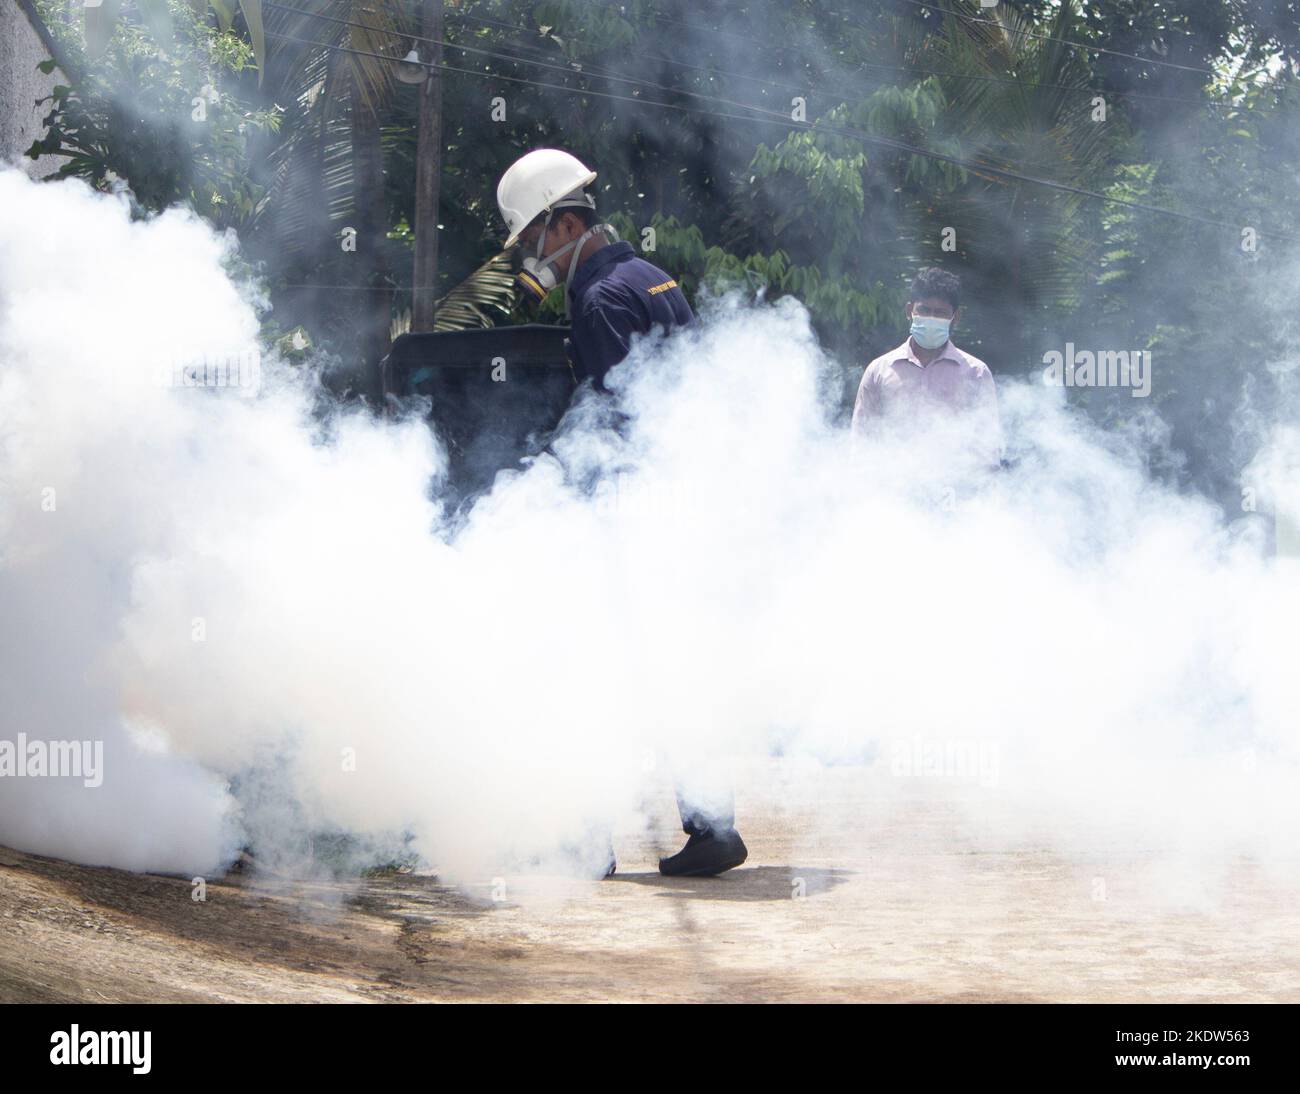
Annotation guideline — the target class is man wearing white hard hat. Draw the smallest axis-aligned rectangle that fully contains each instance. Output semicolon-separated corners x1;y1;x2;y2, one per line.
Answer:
497;149;747;878
497;148;695;391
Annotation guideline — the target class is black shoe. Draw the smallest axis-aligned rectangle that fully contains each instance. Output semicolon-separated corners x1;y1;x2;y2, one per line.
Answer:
658;828;747;877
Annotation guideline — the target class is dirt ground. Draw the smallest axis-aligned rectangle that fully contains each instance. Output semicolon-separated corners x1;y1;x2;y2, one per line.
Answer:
2;760;1298;1003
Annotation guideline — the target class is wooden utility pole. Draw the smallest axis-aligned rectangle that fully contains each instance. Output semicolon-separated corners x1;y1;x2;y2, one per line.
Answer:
351;64;391;403
411;0;444;332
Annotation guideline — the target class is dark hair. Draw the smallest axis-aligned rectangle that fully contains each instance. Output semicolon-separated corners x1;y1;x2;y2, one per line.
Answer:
909;267;961;310
526;203;597;237
563;203;597;229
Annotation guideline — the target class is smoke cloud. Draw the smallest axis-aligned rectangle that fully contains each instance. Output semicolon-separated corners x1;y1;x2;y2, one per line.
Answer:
1;167;1297;894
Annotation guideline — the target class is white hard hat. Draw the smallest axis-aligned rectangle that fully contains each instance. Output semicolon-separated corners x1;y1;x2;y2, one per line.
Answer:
496;149;598;247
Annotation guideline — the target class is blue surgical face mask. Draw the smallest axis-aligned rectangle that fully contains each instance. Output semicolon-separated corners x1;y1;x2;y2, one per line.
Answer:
909;314;951;350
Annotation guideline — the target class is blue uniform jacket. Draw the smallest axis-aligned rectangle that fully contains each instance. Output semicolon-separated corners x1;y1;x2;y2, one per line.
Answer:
566;241;694;388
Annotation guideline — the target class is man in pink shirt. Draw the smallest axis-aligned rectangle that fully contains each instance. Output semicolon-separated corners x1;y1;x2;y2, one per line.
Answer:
852;268;1002;468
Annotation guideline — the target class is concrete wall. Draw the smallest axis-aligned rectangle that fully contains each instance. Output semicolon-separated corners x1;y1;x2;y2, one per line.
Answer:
1;0;69;178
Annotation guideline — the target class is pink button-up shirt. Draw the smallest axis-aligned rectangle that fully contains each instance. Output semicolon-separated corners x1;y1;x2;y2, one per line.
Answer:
852;338;1002;466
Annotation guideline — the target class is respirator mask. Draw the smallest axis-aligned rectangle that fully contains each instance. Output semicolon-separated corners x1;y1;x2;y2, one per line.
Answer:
515;199;618;314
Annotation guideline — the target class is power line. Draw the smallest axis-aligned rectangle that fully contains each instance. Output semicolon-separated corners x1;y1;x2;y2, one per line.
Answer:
258;5;1244;188
265;0;1241;130
280;283;414;290
260;7;1277;224
894;0;1218;75
631;39;1227;110
260;29;1295;243
564;0;812;57
445;0;1239;109
267;3;881;126
546;0;1227;94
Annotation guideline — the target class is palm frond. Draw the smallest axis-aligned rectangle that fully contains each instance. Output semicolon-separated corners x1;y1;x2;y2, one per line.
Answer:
920;0;1116;301
265;1;411;113
391;252;517;338
255;3;414;251
433;250;517;332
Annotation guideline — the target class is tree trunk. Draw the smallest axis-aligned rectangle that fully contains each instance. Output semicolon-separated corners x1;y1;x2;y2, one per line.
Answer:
351;68;391;403
411;0;445;332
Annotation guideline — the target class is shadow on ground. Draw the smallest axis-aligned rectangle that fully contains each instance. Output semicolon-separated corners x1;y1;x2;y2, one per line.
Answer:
610;865;852;901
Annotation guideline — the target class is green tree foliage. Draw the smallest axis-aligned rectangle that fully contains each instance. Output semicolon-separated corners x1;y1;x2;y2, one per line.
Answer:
22;0;1300;496
28;3;278;227
80;0;267;81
